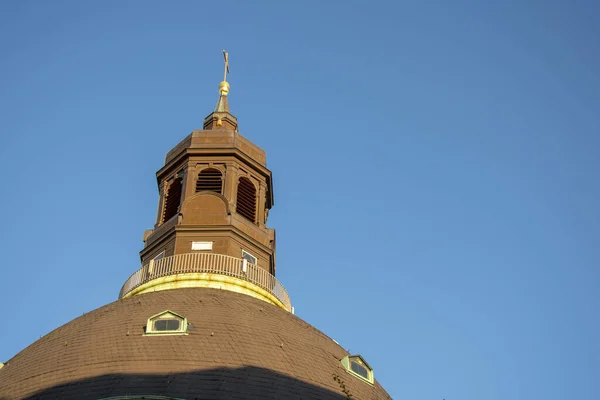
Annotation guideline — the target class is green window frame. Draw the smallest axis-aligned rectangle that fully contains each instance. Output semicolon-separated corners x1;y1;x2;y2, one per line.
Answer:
144;310;188;336
340;355;374;384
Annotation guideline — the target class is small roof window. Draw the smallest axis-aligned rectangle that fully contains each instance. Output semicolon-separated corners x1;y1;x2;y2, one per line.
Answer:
145;310;188;335
341;355;374;384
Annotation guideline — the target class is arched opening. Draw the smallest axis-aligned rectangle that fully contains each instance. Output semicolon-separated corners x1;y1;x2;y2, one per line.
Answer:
162;177;182;223
236;177;256;222
196;168;222;193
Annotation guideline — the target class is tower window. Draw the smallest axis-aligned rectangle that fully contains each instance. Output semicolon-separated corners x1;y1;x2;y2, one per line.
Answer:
153;251;165;261
162;177;183;223
145;310;187;335
236;177;256;222
196;168;222;193
147;251;165;275
242;250;257;264
341;355;374;384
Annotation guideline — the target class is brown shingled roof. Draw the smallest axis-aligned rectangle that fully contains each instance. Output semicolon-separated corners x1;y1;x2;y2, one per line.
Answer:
0;288;391;400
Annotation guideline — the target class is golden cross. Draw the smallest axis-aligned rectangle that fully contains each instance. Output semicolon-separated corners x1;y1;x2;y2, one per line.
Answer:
222;50;230;82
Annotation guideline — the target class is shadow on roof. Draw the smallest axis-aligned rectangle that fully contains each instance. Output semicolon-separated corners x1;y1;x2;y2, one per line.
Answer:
6;366;355;400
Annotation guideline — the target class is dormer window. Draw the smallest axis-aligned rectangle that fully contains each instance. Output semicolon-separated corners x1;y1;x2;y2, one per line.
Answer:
350;359;369;378
153;318;180;331
145;310;187;335
341;355;374;384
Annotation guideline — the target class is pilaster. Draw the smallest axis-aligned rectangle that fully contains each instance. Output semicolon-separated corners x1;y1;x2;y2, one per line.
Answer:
156;180;168;227
224;163;239;213
182;163;197;202
257;181;266;228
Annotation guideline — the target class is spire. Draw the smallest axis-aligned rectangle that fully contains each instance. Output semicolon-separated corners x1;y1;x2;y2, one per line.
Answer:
215;50;230;112
204;50;238;130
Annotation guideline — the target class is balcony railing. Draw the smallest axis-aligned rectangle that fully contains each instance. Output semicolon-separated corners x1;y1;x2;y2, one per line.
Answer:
118;253;292;312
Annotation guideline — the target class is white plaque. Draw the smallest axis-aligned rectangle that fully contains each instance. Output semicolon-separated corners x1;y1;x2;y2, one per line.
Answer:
191;241;213;251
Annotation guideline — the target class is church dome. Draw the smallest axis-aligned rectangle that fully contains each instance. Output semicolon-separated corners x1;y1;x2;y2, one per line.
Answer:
0;288;391;399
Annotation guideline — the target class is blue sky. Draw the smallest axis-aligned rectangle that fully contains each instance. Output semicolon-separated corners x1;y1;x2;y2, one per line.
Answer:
1;1;599;399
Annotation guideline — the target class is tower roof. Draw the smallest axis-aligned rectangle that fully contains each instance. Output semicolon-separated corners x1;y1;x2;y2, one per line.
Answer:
204;50;237;130
214;91;230;113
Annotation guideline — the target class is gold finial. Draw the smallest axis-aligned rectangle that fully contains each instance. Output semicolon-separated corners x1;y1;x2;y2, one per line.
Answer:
219;50;230;96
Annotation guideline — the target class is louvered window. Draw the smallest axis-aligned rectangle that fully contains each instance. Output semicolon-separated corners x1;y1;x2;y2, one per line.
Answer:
236;177;256;222
196;168;222;193
162;177;182;223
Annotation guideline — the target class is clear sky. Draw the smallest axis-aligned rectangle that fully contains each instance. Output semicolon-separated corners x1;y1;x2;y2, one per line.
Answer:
1;1;599;399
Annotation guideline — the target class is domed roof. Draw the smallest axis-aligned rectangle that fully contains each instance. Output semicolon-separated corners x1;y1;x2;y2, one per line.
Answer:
0;288;391;399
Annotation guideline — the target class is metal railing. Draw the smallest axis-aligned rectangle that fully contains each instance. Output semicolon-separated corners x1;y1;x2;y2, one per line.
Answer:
118;253;292;311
